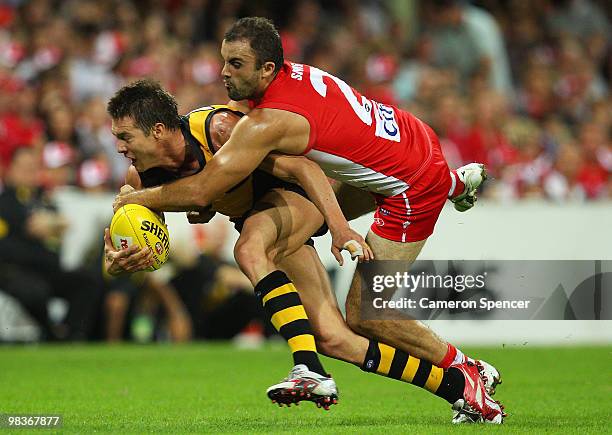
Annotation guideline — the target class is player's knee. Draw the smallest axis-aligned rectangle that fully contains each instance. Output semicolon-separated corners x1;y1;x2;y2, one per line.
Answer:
233;237;273;281
233;240;257;273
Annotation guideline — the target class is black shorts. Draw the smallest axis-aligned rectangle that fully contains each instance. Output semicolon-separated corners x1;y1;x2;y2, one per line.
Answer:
231;170;328;246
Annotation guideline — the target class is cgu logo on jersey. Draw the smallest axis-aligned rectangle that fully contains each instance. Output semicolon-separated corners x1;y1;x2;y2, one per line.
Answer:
374;217;385;226
374;102;401;142
140;220;170;253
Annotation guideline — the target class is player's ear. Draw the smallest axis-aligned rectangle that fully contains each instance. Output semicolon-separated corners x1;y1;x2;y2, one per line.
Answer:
152;122;165;139
261;61;276;79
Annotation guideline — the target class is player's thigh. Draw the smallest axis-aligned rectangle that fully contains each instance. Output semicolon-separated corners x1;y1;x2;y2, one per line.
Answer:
279;245;347;335
346;231;427;311
366;230;427;262
239;188;324;259
235;206;281;257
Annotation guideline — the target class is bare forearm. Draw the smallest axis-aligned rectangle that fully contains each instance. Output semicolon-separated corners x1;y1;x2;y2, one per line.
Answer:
116;156;249;212
263;155;351;231
296;165;374;265
118;179;209;212
295;164;350;232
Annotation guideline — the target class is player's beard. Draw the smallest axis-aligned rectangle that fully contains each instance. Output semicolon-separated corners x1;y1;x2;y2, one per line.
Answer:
226;72;260;100
226;84;246;101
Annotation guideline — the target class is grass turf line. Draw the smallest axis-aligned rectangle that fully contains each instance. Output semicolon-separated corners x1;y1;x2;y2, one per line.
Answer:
0;344;610;433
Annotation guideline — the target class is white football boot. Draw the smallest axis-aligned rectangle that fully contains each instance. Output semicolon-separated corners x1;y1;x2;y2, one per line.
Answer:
476;359;502;395
451;163;488;212
266;364;339;410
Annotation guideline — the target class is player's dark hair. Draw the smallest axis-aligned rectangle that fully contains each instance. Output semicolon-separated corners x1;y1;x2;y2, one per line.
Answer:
107;80;181;134
224;17;284;73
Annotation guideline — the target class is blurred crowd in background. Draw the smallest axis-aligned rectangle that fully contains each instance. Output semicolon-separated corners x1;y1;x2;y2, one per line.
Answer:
0;0;610;200
0;0;610;343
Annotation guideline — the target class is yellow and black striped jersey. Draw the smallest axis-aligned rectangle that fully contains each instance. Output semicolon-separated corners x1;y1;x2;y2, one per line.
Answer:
139;105;255;218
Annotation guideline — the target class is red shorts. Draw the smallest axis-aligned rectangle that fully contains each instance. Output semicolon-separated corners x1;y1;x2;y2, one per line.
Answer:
370;127;452;243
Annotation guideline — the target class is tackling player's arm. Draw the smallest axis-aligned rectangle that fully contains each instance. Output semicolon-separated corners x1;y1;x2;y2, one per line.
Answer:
112;109;285;213
259;153;373;263
104;167;155;275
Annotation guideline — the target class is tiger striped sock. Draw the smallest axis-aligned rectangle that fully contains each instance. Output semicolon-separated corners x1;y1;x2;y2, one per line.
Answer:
361;340;464;403
255;270;326;376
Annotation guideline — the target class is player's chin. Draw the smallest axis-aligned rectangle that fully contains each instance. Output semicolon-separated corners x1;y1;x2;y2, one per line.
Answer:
226;86;247;101
129;159;142;171
227;90;241;100
133;159;151;172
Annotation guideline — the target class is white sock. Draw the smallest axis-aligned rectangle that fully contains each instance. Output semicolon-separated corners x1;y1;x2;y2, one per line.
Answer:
452;348;467;366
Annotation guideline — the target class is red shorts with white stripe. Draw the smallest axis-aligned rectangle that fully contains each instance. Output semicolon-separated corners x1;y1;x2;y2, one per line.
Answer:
370;129;453;243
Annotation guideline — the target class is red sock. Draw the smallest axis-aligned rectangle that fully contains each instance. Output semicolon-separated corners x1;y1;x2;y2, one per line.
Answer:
448;170;466;199
438;343;467;368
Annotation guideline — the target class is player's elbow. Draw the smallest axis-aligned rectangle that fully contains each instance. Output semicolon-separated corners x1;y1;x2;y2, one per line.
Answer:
300;158;320;173
276;164;300;184
290;158;319;184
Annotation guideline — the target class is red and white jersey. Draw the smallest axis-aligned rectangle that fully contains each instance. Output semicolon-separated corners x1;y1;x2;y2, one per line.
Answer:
249;61;436;197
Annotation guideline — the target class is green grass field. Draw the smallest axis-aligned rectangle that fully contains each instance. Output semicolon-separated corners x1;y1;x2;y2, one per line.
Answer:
1;343;610;433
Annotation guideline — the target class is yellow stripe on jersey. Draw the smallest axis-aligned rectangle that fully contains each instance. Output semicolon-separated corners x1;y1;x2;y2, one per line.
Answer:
187;110;214;162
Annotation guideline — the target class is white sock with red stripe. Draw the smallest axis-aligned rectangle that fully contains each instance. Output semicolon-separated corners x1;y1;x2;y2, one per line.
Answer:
438;343;471;368
448;170;466;199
